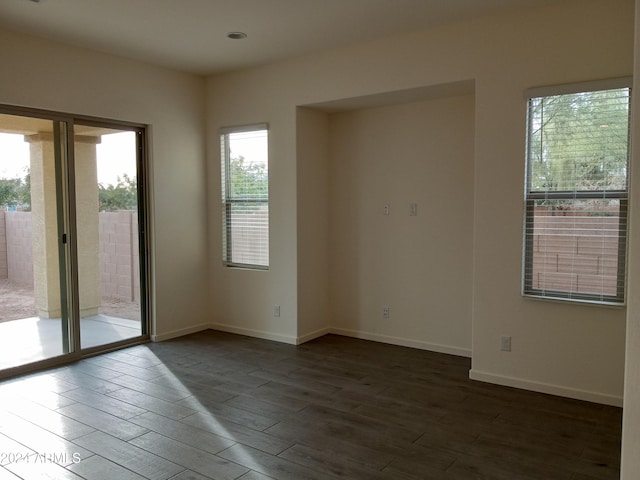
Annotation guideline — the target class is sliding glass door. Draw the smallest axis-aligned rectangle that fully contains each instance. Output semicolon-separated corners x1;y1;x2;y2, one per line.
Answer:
73;123;146;350
0;114;71;370
0;108;148;374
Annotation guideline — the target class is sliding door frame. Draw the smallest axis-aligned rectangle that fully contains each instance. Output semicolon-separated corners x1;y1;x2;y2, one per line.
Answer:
73;116;151;356
0;104;152;379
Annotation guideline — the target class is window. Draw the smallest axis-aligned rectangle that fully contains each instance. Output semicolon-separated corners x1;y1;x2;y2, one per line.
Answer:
221;125;269;269
523;81;630;304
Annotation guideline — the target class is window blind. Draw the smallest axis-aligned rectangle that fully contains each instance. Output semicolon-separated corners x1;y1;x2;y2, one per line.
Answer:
523;87;630;304
221;126;269;269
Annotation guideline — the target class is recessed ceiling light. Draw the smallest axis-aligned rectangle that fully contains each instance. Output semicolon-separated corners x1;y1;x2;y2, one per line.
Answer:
227;32;247;40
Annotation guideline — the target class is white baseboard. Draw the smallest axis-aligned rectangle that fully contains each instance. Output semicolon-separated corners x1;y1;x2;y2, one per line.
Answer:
469;369;623;407
330;328;472;358
209;323;298;345
296;327;331;345
151;323;210;342
207;324;470;356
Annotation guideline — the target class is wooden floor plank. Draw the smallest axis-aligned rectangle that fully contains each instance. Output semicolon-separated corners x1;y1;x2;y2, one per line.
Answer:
130;431;249;480
175;393;279;430
60;386;147;419
73;431;184;480
0;410;94;464
106;386;198;420
5;460;86;480
263;420;396;470
180;411;293;455
0;330;623;480
67;455;149;480
218;443;337;480
47;368;126;395
128;411;236;455
278;443;400;480
0;466;21;480
3;397;96;440
56;403;150;441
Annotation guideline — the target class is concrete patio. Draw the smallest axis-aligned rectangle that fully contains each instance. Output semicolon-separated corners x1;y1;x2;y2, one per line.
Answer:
0;314;142;371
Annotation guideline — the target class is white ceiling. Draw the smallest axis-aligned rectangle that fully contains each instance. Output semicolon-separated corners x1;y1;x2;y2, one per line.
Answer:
0;0;566;75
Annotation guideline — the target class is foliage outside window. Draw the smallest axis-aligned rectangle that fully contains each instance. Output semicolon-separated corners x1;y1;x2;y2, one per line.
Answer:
523;83;630;304
220;125;269;269
0;169;136;213
0;171;30;211
98;173;137;211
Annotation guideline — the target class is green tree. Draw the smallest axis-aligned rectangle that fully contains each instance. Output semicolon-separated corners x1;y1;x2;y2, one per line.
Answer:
98;174;137;211
17;170;31;210
529;89;629;193
229;155;268;198
0;169;30;210
0;178;21;208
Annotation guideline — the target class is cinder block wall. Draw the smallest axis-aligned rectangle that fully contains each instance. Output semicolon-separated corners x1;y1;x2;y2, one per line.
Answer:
6;212;33;286
0;211;7;279
1;211;138;302
99;211;139;302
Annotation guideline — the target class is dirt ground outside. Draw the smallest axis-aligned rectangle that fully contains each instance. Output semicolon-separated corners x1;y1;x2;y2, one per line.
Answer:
0;279;141;323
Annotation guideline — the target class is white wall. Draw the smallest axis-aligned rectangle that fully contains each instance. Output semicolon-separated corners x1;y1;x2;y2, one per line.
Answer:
0;28;210;340
296;107;331;342
621;1;640;477
207;69;300;343
207;0;634;404
467;0;632;404
327;95;474;355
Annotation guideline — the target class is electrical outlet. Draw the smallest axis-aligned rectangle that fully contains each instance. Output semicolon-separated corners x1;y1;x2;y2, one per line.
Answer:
383;306;389;319
409;203;418;216
384;204;390;215
273;305;281;317
500;335;511;352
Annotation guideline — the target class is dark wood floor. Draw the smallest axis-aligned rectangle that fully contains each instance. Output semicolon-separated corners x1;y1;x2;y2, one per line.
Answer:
0;330;622;480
